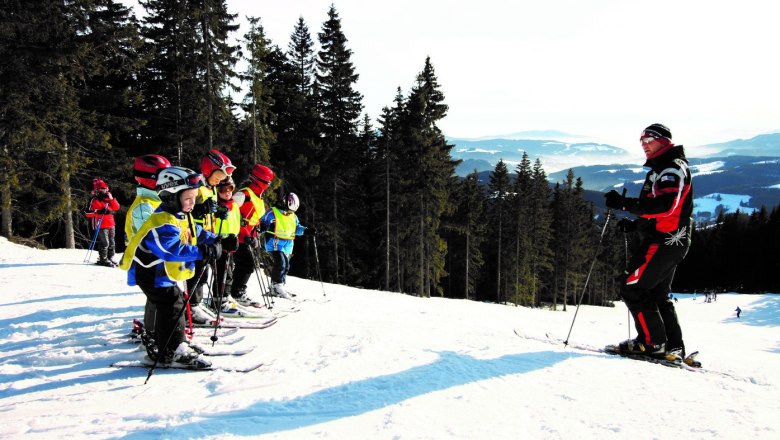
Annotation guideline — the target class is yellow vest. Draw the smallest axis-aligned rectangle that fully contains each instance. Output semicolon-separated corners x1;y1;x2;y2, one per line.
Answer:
119;211;198;281
241;187;265;227
271;207;297;240
124;193;160;245
193;185;217;232
214;202;241;236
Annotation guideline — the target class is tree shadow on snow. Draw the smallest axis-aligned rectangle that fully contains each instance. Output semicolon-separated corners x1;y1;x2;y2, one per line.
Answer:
118;350;583;438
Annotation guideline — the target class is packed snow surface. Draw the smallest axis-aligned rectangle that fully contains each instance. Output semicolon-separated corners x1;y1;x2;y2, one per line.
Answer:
1;237;778;439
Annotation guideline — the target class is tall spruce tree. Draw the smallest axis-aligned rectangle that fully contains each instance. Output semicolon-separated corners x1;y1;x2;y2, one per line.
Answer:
445;170;486;299
485;160;512;303
238;17;274;168
313;5;363;284
527;158;554;306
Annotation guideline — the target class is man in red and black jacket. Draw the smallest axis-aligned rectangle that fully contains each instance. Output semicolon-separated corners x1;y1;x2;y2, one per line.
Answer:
604;123;693;362
85;178;121;267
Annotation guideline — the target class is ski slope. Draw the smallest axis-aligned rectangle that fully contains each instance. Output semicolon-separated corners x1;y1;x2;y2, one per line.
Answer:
1;237;778;439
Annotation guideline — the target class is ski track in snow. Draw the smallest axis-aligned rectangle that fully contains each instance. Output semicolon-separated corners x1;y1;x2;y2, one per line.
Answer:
1;237;779;439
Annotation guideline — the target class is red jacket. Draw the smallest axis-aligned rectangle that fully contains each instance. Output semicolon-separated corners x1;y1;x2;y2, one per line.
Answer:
86;193;120;229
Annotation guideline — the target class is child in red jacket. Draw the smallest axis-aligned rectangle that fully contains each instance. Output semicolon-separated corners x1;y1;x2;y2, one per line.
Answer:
86;178;121;266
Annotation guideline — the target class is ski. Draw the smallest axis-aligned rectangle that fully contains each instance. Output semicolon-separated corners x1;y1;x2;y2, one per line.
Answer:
193;316;278;330
189;341;254;356
111;357;265;373
512;329;752;382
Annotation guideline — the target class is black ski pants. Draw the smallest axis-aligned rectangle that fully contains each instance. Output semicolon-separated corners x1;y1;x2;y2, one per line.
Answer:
140;283;186;354
231;242;256;297
621;243;689;354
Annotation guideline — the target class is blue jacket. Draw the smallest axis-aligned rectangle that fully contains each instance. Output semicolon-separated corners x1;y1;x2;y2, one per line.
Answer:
259;207;306;255
125;209;218;289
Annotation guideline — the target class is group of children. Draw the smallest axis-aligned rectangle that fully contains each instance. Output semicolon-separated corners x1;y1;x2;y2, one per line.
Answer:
86;149;311;367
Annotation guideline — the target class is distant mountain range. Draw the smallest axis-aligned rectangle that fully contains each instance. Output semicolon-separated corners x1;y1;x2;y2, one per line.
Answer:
450;131;780;177
450;131;780;221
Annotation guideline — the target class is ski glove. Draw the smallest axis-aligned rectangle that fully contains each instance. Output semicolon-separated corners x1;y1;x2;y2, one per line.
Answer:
215;205;229;220
604;190;638;211
222;234;239;252
616;218;637;233
198;242;222;261
192;199;218;219
244;236;257;248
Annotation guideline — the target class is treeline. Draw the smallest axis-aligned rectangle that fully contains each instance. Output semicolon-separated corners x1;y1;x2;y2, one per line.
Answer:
674;208;780;293
1;2;774;305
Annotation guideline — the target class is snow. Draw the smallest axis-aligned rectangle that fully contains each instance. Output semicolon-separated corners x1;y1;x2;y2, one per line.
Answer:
694;193;758;216
690;161;726;177
1;236;779;439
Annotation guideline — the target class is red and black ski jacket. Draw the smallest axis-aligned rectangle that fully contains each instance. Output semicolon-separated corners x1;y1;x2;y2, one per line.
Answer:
627;145;693;247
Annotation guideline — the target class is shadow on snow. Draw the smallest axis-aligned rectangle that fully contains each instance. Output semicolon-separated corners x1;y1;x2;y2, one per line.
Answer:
119;350;583;438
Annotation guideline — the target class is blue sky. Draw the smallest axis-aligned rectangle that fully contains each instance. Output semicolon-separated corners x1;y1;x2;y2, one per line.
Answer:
124;0;780;150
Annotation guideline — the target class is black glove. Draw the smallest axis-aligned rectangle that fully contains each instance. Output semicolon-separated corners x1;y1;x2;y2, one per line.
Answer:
604;190;625;210
616;218;637;233
244;236;257;248
192;199;218;218
96;192;109;200
198;241;222;261
215;205;229;220
222;234;239;252
97;208;111;214
306;226;317;235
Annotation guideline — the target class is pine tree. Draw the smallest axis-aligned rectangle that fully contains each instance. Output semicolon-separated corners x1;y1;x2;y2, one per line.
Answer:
239;17;274;167
445;170;486;299
485;160;512;303
313;5;363;284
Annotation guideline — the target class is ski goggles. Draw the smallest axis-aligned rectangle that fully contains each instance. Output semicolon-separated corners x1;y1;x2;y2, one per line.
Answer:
640;132;660;144
206;151;236;175
218;184;235;193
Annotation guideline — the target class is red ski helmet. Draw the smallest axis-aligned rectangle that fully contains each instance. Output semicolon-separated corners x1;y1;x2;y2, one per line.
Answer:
248;164;274;193
134;154;171;190
93;178;108;191
200;149;235;180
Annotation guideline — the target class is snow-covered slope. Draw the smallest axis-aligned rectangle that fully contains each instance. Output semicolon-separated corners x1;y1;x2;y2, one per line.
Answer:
1;237;778;439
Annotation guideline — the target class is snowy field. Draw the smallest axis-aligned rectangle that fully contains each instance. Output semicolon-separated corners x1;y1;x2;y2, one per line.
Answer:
1;236;779;439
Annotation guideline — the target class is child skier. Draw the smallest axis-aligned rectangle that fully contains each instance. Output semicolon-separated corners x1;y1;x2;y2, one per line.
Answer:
85;178;121;267
231;164;274;307
124;154;171;244
124;154;171;334
211;176;240;313
258;192;314;299
188;149;235;324
119;166;221;368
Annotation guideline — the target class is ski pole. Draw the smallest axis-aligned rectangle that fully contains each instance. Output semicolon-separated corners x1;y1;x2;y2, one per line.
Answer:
248;245;273;309
145;253;213;384
563;209;613;347
211;253;231;346
312;234;326;297
83;214;105;263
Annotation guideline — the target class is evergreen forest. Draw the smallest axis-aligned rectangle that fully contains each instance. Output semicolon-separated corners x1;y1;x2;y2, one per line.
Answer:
2;1;778;307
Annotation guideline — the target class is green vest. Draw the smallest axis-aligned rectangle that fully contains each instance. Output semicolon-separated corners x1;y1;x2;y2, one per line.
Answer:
214;203;241;236
119;211;198;281
271;207;297;240
241;187;265;227
193;185;218;232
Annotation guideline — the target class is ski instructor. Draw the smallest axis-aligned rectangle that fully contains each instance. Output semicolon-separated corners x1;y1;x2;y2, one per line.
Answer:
604;123;693;362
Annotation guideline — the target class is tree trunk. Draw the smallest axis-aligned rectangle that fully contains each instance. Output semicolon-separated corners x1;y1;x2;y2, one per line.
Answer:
62;136;74;249
465;229;470;300
1;145;11;238
385;152;390;291
332;178;340;284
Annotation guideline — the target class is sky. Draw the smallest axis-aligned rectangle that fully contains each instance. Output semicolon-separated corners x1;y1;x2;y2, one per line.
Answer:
123;0;780;149
2;236;780;438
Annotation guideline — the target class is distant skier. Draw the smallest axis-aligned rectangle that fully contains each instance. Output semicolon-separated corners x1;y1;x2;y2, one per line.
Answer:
735;306;742;318
604;123;693;362
85;178;120;267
